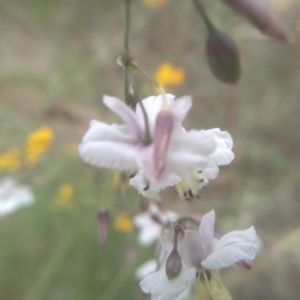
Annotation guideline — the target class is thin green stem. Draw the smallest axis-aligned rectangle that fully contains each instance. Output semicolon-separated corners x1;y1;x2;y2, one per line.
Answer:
124;0;131;51
192;0;215;33
124;67;130;105
124;0;131;104
127;71;152;145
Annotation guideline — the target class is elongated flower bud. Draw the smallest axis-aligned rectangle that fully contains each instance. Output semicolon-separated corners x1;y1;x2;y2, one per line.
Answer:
98;210;109;249
165;250;182;280
206;29;241;84
220;0;294;43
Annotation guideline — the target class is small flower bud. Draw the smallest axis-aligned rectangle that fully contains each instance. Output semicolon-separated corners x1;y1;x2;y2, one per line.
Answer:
153;108;174;178
206;30;241;84
165;250;182;280
97;210;109;249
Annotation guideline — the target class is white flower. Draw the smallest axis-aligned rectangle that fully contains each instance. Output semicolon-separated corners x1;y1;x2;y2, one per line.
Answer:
134;202;178;246
79;94;234;197
140;227;197;300
179;211;257;270
0;178;34;217
140;211;258;300
175;128;234;200
140;263;196;300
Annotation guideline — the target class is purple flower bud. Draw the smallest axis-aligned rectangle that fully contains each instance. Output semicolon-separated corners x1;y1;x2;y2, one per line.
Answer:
165;250;183;280
206;30;241;84
220;0;294;43
97;210;109;249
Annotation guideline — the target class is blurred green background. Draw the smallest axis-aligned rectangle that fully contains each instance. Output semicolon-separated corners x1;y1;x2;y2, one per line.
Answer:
0;0;300;299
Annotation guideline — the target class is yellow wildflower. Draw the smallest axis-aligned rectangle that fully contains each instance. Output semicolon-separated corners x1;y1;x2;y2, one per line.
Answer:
142;0;168;9
50;183;75;212
155;63;185;91
114;216;133;233
0;148;21;171
24;127;54;166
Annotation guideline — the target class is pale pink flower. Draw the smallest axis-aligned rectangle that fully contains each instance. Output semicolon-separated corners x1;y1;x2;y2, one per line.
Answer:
79;94;234;197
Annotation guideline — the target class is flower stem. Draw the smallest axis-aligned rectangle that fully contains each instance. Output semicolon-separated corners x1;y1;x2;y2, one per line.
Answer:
192;0;215;34
127;70;152;145
124;0;131;51
124;0;131;105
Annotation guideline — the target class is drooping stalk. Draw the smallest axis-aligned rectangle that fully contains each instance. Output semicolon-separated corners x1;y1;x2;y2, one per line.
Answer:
192;0;216;34
127;70;152;145
124;0;131;105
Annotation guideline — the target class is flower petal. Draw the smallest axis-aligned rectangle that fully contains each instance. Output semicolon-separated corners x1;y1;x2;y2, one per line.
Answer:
170;96;192;123
201;226;257;270
179;230;206;268
81;121;136;144
136;94;175;137
79;122;137;170
205;128;234;166
0;178;34;216
171;130;217;156
103;95;144;141
140;264;196;300
134;145;181;192
167;130;217;177
199;211;215;255
153;109;174;179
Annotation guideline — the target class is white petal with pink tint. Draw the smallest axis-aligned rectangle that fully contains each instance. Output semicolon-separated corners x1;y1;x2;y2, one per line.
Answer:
140;264;196;300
